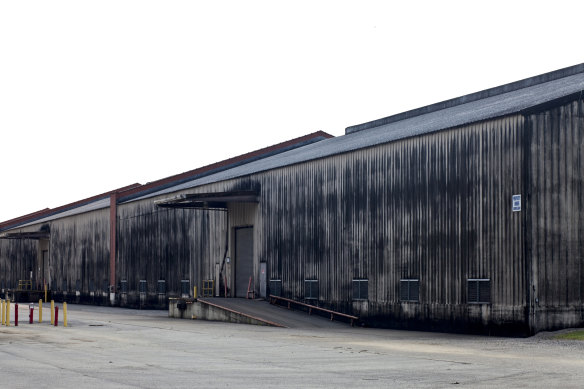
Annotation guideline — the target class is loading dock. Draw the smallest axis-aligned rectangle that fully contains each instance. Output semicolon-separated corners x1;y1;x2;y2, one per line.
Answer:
169;297;358;329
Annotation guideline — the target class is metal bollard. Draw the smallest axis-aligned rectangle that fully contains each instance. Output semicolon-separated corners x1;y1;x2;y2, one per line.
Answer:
63;302;68;327
50;300;54;325
29;304;34;324
39;299;43;323
15;303;18;326
54;306;59;327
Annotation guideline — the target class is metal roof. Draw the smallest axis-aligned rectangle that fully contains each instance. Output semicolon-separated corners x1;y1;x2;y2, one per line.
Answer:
5;64;584;225
0;132;332;231
12;198;112;229
134;67;584;202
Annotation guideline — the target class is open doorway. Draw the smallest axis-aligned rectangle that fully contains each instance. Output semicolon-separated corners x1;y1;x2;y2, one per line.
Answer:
38;239;49;290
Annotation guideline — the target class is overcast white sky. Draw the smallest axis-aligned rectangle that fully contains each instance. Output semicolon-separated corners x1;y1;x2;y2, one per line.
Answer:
1;1;583;222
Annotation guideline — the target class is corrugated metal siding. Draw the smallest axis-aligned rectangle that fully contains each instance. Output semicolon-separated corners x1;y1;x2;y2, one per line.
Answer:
527;99;584;331
0;239;36;291
50;208;111;303
0;113;529;333
115;200;226;307
254;115;525;331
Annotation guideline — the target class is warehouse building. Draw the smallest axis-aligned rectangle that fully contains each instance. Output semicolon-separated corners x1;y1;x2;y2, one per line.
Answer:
2;64;584;335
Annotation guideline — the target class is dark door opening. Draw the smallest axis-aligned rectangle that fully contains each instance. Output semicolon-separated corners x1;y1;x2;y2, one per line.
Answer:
39;249;49;290
235;227;253;298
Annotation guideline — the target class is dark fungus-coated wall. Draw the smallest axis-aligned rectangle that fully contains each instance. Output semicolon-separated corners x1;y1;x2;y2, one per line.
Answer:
0;238;36;294
255;115;526;334
526;98;584;332
49;208;111;304
1;97;583;336
115;200;226;308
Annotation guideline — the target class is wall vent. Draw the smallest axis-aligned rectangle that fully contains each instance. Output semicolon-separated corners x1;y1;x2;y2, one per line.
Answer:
157;280;166;295
400;279;420;302
269;279;282;297
468;279;490;303
304;279;319;300
352;279;368;300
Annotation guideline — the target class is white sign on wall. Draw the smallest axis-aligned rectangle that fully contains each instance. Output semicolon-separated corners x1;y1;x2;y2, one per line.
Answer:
512;194;521;212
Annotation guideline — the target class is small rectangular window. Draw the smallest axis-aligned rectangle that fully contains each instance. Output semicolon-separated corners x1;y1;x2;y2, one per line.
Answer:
202;280;214;297
62;279;67;292
352;279;368;300
269;279;282;297
157;280;166;295
89;279;95;292
120;279;128;294
468;279;490;303
102;279;109;292
400;279;420;302
139;280;147;294
304;279;319;300
181;279;190;296
76;279;81;292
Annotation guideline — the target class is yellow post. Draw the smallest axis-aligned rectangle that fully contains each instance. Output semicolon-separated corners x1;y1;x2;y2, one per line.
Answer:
194;286;197;299
50;300;54;325
1;300;4;325
39;299;43;323
6;300;10;326
44;283;47;303
63;302;68;327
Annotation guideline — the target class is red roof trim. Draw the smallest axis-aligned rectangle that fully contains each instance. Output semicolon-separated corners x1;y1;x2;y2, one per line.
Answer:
119;131;333;199
0;183;141;229
0;131;333;229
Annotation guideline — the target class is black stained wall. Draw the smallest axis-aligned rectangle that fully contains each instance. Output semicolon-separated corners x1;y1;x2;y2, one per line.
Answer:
0;238;36;295
256;115;526;334
49;209;111;304
4;99;584;335
116;200;226;308
527;98;584;332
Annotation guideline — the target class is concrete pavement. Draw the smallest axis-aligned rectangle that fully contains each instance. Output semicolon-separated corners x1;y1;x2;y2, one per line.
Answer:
0;303;583;388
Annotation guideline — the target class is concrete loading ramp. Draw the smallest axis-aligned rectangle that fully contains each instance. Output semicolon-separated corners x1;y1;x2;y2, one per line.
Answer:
169;297;355;329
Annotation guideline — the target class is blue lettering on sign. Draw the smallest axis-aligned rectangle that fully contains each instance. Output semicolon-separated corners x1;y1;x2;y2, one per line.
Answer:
512;194;521;212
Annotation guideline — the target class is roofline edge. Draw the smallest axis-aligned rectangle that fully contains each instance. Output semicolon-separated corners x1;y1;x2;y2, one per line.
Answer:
345;63;584;135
